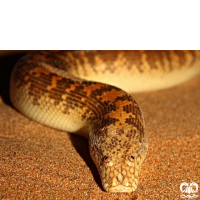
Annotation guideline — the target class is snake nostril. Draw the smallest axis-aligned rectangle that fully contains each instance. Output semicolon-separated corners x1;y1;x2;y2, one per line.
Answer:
117;173;124;182
103;155;112;163
127;155;135;162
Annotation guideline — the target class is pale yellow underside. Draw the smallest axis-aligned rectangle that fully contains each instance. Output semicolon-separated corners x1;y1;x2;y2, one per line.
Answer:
78;65;200;93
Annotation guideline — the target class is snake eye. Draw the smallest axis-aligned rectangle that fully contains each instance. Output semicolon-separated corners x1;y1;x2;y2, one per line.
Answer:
127;155;135;162
103;156;112;163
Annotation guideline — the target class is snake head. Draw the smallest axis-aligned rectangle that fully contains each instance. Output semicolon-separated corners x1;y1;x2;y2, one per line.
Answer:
89;127;148;193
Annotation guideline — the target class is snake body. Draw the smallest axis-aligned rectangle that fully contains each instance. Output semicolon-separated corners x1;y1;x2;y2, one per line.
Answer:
10;50;200;193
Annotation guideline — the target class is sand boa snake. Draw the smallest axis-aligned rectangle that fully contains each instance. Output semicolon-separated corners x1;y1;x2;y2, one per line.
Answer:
10;50;200;192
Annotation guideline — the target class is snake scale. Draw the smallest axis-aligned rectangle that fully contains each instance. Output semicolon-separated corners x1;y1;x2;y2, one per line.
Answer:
10;50;200;193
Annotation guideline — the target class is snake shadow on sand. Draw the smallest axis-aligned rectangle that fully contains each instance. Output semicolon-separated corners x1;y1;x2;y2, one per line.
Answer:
70;133;103;190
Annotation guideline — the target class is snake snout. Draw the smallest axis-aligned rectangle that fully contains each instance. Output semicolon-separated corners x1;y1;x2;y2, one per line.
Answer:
99;156;142;193
108;185;134;193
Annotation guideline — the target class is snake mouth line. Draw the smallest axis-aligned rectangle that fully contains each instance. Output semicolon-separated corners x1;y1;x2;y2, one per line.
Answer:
108;185;134;193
